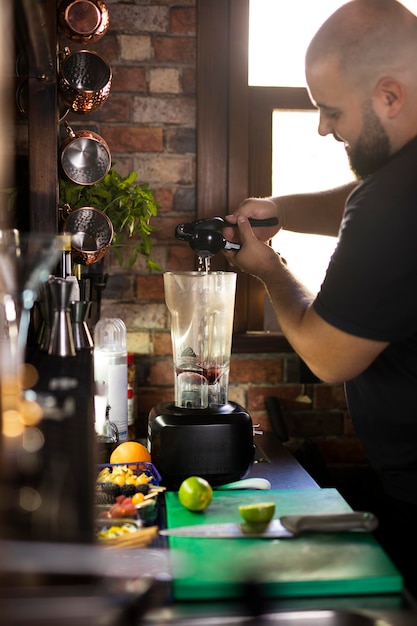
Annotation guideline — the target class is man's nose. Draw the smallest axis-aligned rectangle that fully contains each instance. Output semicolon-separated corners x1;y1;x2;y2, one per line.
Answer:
318;113;333;136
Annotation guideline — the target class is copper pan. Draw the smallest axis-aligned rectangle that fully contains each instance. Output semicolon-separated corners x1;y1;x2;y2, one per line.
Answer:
63;206;113;265
58;0;109;44
59;47;112;113
60;123;111;185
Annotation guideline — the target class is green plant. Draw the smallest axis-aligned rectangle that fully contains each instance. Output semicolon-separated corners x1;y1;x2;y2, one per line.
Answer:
59;169;161;270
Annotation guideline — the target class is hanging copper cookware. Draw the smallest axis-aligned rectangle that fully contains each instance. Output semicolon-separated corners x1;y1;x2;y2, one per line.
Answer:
58;0;110;44
59;48;112;113
60;123;111;185
63;206;113;265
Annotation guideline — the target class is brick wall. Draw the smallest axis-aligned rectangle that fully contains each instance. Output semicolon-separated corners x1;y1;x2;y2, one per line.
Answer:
60;0;370;494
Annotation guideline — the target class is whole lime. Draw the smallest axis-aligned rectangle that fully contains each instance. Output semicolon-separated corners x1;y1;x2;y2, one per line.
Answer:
178;476;213;512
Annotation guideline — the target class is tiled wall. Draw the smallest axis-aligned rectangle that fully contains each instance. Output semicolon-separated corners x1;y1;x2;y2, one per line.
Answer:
63;1;370;490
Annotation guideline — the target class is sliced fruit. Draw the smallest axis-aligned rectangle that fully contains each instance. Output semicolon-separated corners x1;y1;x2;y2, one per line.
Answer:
239;502;275;524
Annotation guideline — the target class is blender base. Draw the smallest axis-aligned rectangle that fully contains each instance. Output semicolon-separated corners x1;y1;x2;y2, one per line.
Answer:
148;402;255;490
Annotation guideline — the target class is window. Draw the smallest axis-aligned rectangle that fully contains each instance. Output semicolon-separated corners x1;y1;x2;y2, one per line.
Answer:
271;109;352;294
249;0;417;293
197;0;417;348
248;0;347;88
249;0;417;86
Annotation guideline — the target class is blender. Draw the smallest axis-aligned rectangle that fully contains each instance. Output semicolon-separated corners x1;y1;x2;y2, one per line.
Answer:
148;270;255;489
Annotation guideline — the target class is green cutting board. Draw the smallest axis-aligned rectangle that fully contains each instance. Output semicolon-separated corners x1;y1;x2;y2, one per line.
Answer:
164;488;402;600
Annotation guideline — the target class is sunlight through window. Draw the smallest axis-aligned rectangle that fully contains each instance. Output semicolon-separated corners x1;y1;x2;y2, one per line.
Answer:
249;0;417;88
249;0;417;294
272;110;352;293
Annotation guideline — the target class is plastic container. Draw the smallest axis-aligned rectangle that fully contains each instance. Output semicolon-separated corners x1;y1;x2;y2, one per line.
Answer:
94;318;128;441
127;352;136;439
96;461;161;485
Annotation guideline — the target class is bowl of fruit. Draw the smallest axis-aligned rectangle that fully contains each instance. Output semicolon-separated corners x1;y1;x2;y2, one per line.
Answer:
96;517;159;548
96;442;164;526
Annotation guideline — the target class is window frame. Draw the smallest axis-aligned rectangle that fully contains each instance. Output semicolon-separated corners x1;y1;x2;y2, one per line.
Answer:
197;0;314;352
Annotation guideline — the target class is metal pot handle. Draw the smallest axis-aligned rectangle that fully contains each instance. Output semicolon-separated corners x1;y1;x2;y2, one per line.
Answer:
64;122;76;139
58;46;71;66
60;204;73;221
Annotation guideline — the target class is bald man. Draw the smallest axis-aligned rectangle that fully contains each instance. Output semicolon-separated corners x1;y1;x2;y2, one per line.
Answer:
225;0;417;593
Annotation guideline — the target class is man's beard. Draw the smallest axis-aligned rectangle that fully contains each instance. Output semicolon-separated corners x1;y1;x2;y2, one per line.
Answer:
347;103;391;179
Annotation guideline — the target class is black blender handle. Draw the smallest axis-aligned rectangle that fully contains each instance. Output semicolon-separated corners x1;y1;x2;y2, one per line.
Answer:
175;216;278;239
190;230;239;257
229;217;279;228
174;216;279;257
212;216;279;229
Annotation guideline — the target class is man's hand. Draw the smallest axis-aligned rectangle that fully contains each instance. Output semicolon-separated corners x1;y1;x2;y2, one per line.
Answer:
223;197;281;245
224;215;388;385
223;214;281;279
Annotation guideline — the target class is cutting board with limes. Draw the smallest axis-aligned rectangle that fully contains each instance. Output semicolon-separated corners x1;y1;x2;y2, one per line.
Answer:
164;488;402;600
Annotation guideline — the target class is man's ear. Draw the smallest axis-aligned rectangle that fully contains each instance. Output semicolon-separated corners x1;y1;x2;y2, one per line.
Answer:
373;77;405;119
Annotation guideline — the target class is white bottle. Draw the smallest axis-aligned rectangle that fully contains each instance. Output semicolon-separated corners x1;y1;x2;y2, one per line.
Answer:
94;318;128;443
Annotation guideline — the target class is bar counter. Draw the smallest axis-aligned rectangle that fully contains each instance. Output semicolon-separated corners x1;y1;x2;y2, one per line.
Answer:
2;433;417;626
250;432;319;489
142;432;417;625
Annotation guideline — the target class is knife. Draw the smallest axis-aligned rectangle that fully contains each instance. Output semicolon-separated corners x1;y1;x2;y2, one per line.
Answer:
160;512;378;539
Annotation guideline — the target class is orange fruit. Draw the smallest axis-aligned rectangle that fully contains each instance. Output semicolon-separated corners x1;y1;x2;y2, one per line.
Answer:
136;473;151;484
178;476;213;512
110;441;151;467
131;492;145;506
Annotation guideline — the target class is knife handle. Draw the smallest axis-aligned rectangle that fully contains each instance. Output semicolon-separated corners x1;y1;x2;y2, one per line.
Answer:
280;512;378;535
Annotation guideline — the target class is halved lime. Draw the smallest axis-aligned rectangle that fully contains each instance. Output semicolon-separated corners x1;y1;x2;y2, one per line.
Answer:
239;502;276;523
178;476;213;512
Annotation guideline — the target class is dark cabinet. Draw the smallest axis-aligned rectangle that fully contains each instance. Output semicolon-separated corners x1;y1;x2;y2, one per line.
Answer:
15;0;58;233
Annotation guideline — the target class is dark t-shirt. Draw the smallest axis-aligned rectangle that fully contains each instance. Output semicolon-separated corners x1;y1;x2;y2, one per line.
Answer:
314;136;417;504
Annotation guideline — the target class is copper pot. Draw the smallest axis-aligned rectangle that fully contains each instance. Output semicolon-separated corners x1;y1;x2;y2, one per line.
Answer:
58;0;110;43
59;48;112;113
60;124;111;185
64;206;113;265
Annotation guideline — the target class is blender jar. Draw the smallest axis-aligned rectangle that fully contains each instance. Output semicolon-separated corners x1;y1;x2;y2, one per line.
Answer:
164;271;237;409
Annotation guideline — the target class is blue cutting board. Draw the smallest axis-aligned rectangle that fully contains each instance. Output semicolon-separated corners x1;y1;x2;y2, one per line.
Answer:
164;488;402;600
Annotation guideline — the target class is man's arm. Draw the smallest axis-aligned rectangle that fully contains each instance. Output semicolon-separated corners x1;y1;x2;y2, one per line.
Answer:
271;182;358;236
224;182;358;242
225;214;388;384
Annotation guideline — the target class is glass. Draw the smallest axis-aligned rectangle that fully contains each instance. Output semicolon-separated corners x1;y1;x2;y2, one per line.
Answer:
0;230;61;444
164;271;237;409
0;230;61;373
0;231;99;544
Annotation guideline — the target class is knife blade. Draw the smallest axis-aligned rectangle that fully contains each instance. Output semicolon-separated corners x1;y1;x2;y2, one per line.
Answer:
159;512;378;539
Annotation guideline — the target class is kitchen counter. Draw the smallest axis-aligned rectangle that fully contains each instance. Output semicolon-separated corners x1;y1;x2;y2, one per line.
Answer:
142;432;417;625
2;433;417;626
250;432;319;490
